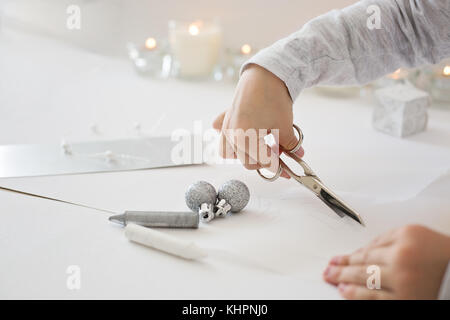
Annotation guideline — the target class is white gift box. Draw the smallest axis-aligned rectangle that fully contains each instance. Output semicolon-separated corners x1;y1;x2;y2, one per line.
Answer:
373;83;430;137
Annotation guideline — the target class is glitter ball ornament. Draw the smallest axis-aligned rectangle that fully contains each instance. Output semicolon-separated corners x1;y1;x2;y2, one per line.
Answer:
185;181;217;213
217;180;250;213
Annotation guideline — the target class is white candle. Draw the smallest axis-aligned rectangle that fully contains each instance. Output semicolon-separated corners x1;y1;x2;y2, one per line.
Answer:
125;223;207;260
169;20;222;78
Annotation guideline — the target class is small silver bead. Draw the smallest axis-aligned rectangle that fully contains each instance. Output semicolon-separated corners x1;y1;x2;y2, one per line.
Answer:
185;181;217;213
217;180;250;213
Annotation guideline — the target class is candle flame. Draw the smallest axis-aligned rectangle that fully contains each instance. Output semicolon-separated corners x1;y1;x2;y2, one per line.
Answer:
145;37;157;50
443;65;450;76
189;23;200;36
241;44;252;55
389;68;402;79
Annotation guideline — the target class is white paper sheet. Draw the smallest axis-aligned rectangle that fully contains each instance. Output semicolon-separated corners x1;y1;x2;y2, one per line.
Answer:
0;137;199;178
1;165;449;299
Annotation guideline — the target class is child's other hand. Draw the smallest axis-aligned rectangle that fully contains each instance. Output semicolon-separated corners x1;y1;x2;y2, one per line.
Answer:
324;225;450;299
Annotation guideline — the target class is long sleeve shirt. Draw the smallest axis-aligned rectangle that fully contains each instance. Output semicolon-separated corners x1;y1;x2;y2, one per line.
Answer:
242;0;450;101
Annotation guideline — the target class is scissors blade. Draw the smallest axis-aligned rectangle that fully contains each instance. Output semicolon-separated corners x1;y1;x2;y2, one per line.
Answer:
318;188;365;226
294;175;365;226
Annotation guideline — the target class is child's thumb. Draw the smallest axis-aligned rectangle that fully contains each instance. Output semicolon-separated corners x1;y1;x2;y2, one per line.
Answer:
278;125;304;157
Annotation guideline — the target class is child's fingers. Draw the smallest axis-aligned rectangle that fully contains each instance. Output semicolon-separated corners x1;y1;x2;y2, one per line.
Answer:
213;111;227;131
279;125;300;151
218;132;237;159
280;169;291;179
225;128;279;172
293;146;305;158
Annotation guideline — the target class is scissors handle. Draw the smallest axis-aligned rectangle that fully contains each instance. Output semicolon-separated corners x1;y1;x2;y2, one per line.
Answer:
286;124;304;154
257;162;283;182
257;124;314;181
288;154;318;178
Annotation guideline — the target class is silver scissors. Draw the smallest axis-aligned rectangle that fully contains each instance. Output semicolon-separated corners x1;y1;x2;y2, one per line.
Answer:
257;124;365;226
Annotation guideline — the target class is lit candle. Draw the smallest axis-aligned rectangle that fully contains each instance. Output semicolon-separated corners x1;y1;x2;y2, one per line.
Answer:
443;65;450;77
431;63;450;102
227;43;256;81
126;37;164;76
145;37;157;50
374;68;410;89
240;44;252;55
387;68;408;80
188;23;200;36
169;20;222;78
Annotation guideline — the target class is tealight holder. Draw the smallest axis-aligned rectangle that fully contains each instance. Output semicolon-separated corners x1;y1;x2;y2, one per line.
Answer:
225;44;255;81
373;68;411;89
126;38;170;78
407;66;433;92
430;60;450;103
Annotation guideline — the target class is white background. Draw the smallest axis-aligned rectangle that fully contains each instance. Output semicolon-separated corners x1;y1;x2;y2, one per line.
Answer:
1;0;356;56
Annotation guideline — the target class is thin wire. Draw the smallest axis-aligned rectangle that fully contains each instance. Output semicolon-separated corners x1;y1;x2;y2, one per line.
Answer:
0;186;117;215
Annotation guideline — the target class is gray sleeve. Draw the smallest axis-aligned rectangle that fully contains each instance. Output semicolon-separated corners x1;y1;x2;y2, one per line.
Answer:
241;0;450;101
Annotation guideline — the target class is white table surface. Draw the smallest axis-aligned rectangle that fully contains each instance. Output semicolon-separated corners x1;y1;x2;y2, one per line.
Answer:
1;28;450;299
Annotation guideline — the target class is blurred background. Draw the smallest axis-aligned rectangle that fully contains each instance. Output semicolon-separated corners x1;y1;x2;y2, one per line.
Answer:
0;0;448;147
1;0;356;56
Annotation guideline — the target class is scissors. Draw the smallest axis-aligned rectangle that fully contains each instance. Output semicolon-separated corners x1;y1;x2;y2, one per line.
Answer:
257;124;365;226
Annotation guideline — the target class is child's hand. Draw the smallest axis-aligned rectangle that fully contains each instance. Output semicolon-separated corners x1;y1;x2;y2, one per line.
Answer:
213;64;303;177
324;225;450;299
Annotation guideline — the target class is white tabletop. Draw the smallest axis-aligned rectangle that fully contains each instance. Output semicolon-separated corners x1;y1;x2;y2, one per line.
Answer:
1;28;450;299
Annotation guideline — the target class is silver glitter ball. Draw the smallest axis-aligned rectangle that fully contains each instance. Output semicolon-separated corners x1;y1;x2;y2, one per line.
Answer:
185;181;217;213
217;180;250;213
